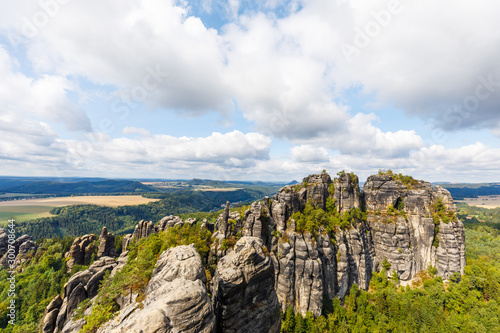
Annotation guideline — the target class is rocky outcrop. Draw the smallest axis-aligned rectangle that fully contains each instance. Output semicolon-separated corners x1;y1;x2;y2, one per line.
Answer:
158;215;185;230
242;199;273;242
333;173;361;214
65;234;97;272
97;227;116;258
274;231;326;316
98;244;215;333
435;219;466;279
213;237;281;333
42;257;117;333
212;171;466;317
335;224;375;298
132;220;156;240
42;296;63;333
122;216;202;251
41;170;466;333
0;233;37;269
364;174;466;284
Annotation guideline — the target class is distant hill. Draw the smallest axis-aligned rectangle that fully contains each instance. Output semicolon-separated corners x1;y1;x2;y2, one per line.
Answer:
0;176;108;190
1;179;156;195
437;183;500;199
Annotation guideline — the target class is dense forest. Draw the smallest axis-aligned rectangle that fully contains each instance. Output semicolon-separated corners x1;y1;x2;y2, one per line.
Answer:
440;184;500;200
16;189;261;240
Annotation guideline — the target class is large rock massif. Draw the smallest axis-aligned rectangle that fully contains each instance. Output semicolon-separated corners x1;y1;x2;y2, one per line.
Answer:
40;171;466;333
97;244;215;333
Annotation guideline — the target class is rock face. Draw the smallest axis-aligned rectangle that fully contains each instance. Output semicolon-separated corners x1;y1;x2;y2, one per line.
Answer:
98;227;116;258
41;171;466;333
213;237;281;333
99;244;215;333
274;231;326;316
42;257;117;333
0;233;37;269
363;175;466;283
213;171;466;317
333;173;361;214
65;234;97;272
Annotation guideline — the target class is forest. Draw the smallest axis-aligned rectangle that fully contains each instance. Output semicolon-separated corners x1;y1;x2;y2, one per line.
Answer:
15;189;260;240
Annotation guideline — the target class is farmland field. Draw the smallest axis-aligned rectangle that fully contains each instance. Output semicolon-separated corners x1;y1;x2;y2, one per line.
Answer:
456;195;500;208
0;195;160;226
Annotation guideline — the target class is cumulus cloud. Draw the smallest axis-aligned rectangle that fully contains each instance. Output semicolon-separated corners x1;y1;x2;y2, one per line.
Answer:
1;0;233;116
122;127;151;137
63;130;271;171
0;47;90;131
291;145;329;162
329;0;500;130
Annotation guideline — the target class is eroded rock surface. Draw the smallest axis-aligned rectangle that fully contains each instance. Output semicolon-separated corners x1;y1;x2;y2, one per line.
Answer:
65;234;97;272
97;227;116;258
0;233;37;269
42;257;117;333
213;237;281;333
99;244;215;333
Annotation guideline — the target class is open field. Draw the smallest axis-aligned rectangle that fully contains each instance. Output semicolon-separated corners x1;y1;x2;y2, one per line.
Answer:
0;195;161;226
456;195;500;208
196;187;243;192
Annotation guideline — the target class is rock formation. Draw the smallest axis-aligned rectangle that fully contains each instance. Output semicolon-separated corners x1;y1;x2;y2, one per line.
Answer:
363;174;466;282
65;234;97;272
40;170;466;332
98;244;215;333
97;227;116;258
122;216;203;251
213;237;281;333
0;233;37;269
43;257;117;333
214;171;466;316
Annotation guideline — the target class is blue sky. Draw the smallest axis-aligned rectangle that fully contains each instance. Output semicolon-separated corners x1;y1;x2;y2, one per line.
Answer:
0;0;499;182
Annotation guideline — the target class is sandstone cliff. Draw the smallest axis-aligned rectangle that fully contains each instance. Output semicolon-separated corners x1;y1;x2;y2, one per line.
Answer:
97;244;215;333
214;171;466;316
39;170;466;332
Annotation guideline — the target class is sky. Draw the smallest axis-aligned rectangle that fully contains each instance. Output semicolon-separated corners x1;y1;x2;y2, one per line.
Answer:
0;0;500;183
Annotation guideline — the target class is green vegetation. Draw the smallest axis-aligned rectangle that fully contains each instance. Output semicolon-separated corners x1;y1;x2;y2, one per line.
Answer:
0;205;56;225
456;202;500;223
16;190;262;240
290;200;366;236
432;198;458;225
385;203;407;220
378;169;418;189
0;237;74;332
2;180;157;195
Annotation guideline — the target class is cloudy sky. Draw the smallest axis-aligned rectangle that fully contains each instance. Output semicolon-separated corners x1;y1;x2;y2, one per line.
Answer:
0;0;499;182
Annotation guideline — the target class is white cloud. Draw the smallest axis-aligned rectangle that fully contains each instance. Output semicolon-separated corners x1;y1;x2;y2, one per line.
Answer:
62;130;271;170
291;145;329;162
122;127;151;137
2;0;233;116
0;47;90;131
329;0;500;130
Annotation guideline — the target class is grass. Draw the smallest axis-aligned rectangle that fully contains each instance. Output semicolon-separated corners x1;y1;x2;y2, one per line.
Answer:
0;206;56;226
